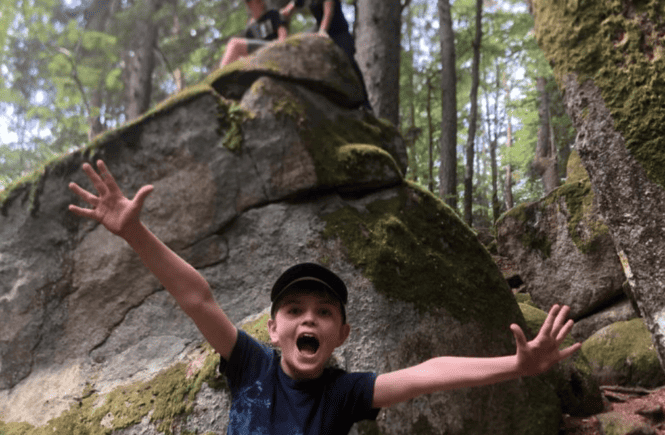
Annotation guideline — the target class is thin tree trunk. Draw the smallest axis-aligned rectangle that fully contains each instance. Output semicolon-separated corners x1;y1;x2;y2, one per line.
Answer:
124;0;162;121
85;0;119;140
463;0;483;226
171;12;185;92
534;77;559;193
355;0;401;126
504;73;514;210
437;0;457;210
427;74;434;193
489;63;501;223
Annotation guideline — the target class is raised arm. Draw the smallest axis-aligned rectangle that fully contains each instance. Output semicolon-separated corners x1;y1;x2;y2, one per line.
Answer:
372;304;581;408
68;160;237;360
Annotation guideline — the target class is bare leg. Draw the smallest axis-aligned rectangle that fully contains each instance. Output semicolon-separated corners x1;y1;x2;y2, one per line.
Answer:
220;37;249;67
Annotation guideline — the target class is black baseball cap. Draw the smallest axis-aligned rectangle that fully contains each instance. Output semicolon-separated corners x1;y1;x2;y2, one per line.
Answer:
270;262;348;322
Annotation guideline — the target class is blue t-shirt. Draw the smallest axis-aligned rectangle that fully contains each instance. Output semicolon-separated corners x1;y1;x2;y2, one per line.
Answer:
220;330;380;435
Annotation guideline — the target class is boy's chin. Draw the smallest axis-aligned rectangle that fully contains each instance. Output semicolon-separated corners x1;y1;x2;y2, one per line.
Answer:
283;351;327;379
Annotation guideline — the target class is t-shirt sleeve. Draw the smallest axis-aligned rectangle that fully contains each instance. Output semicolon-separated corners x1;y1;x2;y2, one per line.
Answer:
219;329;274;393
333;371;381;422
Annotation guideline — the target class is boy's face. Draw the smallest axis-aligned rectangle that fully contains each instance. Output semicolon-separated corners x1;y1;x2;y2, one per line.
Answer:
268;289;350;380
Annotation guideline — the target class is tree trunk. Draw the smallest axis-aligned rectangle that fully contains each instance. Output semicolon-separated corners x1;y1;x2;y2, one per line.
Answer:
463;0;483;226
534;76;559;193
503;72;514;210
355;0;401;126
123;0;163;121
437;0;457;210
489;64;501;224
85;0;120;140
427;74;434;193
171;12;186;92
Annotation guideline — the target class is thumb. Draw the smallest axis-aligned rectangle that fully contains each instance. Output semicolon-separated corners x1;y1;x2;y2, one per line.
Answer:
133;185;154;210
510;323;528;349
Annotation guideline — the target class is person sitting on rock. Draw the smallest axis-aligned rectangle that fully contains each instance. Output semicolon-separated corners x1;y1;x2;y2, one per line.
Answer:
281;0;371;111
220;0;289;67
68;160;582;435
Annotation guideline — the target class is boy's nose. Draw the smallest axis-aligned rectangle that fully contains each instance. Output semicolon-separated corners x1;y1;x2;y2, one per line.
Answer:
301;309;317;324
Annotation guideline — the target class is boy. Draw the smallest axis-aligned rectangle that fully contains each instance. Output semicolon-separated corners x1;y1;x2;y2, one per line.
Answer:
68;160;582;435
220;0;289;67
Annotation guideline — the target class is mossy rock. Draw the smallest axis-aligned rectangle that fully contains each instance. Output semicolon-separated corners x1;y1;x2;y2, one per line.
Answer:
542;179;609;255
515;292;537;307
597;411;653;435
532;0;665;188
580;318;665;388
518;302;604;416
323;182;520;332
241;311;271;344
565;149;589;184
0;344;226;435
207;33;364;108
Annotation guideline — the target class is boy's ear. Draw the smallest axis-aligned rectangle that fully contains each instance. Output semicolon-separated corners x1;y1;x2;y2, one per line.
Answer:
267;317;280;346
337;323;351;346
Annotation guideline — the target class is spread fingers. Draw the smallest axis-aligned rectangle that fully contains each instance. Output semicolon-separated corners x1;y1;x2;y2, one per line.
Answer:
68;182;98;206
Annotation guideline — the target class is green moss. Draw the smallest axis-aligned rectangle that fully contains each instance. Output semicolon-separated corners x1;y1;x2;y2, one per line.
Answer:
515;293;536;307
241;312;271;344
544;179;608;254
503;202;553;258
580;318;662;386
301;112;404;186
565;150;589;184
322;182;520;333
532;0;665;188
597;412;646;435
216;97;252;152
0;345;225;435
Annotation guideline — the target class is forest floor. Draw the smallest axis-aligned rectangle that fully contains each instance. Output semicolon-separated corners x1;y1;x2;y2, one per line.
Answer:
561;386;665;434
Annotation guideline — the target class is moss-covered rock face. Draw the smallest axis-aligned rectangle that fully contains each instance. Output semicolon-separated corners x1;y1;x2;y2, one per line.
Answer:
497;177;623;320
532;0;665;187
565;149;589;184
580;318;665;388
0;345;226;435
533;0;665;380
323;182;518;330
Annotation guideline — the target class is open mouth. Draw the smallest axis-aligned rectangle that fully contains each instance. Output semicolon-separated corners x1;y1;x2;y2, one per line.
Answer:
296;334;320;355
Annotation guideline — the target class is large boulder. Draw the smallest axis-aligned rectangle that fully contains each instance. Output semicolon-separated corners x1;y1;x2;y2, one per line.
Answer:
1;35;563;434
579;318;665;388
496;161;625;320
531;0;665;372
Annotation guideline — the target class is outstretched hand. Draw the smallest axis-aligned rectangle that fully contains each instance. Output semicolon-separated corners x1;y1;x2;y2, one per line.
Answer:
511;304;582;376
68;160;153;239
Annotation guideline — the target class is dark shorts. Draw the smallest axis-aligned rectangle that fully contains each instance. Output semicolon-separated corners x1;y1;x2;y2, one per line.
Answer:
245;38;271;54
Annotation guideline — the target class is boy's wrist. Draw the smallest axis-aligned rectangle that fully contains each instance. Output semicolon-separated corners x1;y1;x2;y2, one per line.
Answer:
118;219;147;243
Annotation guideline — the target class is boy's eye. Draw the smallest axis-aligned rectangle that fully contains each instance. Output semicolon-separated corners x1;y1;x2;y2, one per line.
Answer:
319;308;332;316
287;307;302;315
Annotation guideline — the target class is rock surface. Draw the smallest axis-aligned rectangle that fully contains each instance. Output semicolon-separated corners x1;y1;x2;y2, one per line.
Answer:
531;0;665;373
580;319;665;389
496;175;625;321
0;35;564;434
